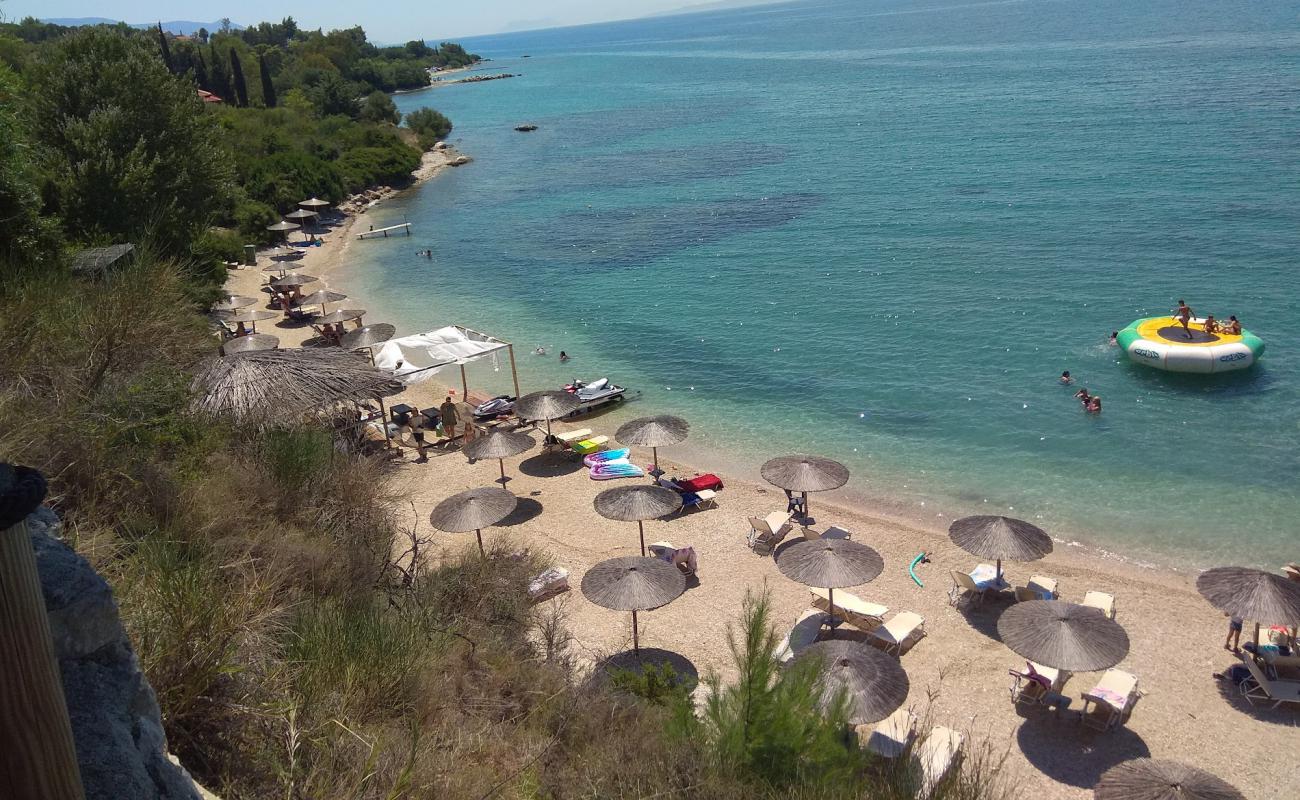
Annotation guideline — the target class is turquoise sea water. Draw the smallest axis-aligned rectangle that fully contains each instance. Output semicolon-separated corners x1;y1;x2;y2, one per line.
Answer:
356;0;1299;568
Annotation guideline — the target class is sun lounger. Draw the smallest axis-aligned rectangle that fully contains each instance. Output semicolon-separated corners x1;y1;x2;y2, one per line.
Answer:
1027;575;1058;599
554;428;592;445
913;726;964;799
647;541;698;576
948;570;997;609
570;435;608;456
803;524;853;541
809;587;887;632
774;608;823;665
1009;660;1069;706
1241;655;1300;709
527;566;570;604
1080;669;1141;731
747;512;793;555
677;489;718;513
869;612;926;656
1082;590;1116;619
859;707;916;759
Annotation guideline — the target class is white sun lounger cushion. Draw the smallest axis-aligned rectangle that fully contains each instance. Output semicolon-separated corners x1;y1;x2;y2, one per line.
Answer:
915;726;964;799
871;612;925;654
809;588;887;621
555;428;592;443
864;708;916;759
775;608;823;664
1082;591;1116;618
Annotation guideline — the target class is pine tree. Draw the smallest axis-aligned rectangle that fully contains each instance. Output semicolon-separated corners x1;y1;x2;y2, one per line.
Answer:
228;48;249;107
258;52;276;108
156;23;174;73
194;50;210;92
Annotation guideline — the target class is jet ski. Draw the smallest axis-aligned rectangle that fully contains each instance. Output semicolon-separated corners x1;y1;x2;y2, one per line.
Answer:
563;377;627;409
472;394;516;421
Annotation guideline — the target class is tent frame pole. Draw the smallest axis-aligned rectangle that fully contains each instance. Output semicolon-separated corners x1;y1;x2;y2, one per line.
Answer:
506;344;521;400
460;364;469;402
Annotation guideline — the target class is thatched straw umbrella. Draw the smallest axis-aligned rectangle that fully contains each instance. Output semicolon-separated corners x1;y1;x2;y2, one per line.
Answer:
948;515;1052;585
997;600;1129;672
580;556;686;655
220;334;278;355
775;538;884;629
299;197;330;212
190;348;403;426
593;485;683;556
222;309;278;334
285;208;318;222
616;415;689;475
271;273;318;291
296;289;347;315
266;220;300;243
1196;566;1300;646
317;308;365;326
761;455;849;522
340;323;397;364
514;391;581;442
211;295;257;313
1095;759;1243;800
463;429;535;484
429;487;517;557
795;640;910;725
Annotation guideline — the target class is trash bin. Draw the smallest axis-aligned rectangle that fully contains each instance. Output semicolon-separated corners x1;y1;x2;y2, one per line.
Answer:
243;244;257;266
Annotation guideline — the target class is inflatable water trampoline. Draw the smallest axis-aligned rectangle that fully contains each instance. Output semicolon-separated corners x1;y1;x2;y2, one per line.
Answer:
1117;317;1265;374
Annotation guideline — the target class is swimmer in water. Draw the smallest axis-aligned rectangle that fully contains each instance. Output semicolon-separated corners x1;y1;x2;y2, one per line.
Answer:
534;346;546;355
1174;299;1193;339
1086;395;1102;414
1109;331;1119;346
1074;387;1091;405
1060;370;1073;384
559;351;570;362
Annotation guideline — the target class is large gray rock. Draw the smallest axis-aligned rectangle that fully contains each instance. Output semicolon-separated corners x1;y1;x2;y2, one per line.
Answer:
28;508;204;800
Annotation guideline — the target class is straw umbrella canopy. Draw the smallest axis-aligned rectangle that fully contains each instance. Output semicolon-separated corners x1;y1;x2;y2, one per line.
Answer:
221;334;278;354
593;485;683;556
265;245;299;259
211;295;256;312
997;600;1129;672
271;273;319;288
775;538;884;628
317;308;365;325
616;415;690;474
285;208;318;221
948;515;1053;584
1095;759;1243;800
299;197;330;210
1196;566;1300;644
266;220;300;232
222;309;278;333
296;289;347;314
761;454;849;521
580;556;686;655
795;640;910;725
463;429;535;484
429;487;517;557
190;348;403;426
340;323;397;364
514;390;581;440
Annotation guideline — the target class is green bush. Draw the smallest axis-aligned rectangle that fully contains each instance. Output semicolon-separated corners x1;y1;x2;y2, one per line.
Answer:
610;661;698;708
359;89;399;125
405;106;452;149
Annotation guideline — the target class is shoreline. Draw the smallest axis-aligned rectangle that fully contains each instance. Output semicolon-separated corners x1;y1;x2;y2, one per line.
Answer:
223;151;1300;799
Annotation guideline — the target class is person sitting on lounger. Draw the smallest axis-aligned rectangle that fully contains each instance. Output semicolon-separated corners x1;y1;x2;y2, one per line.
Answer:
1223;315;1241;335
235;321;250;336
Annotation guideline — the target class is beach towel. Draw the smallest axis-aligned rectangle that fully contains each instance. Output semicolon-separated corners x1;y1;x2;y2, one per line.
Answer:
678;474;723;492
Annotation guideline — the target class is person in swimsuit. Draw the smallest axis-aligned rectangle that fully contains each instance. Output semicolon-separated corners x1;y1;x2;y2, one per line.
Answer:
1223;315;1241;335
408;407;428;462
1108;331;1118;346
1203;314;1218;334
1074;387;1091;405
1174;299;1193;339
559;351;570;362
1086;395;1102;414
1225;614;1243;652
1060;370;1073;384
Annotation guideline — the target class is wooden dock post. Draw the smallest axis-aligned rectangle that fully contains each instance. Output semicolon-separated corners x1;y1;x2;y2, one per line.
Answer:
0;464;86;800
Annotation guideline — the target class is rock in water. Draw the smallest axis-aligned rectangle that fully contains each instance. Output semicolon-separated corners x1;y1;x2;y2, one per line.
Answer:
28;507;204;800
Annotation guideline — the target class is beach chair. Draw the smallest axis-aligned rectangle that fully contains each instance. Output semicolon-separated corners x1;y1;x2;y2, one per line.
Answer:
1082;590;1116;619
1008;660;1069;707
803;524;853;541
948;571;993;609
677;489;718;513
859;707;917;759
869;612;926;656
913;726;964;799
527;566;570;604
570;435;608;457
1240;656;1300;709
552;428;592;449
809;587;887;632
647;541;698;577
1080;669;1141;731
1027;575;1059;599
774;608;823;665
747;512;792;555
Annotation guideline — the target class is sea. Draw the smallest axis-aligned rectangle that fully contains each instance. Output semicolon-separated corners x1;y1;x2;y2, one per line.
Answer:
354;0;1300;569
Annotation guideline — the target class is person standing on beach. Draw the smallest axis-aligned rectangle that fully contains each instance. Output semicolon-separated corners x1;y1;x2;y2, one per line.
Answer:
1174;299;1193;339
439;396;459;443
1224;614;1243;652
408;407;428;463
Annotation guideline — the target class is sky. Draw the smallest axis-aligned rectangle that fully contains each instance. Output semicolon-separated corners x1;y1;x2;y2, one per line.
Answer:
0;0;762;40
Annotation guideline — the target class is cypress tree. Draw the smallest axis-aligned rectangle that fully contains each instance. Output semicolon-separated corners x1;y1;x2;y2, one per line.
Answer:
229;48;249;107
258;53;276;108
194;50;210;92
208;48;230;102
156;23;174;73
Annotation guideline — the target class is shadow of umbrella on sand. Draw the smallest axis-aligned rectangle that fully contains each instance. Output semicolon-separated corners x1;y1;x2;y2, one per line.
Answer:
775;538;884;630
761;454;849;523
1095;759;1243;800
463;429;535;485
948;515;1053;586
997;600;1129;672
581;556;685;656
429;487;517;557
794;639;909;726
594;485;682;557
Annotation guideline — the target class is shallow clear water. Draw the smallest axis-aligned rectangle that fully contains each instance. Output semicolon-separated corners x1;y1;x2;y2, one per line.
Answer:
353;0;1300;568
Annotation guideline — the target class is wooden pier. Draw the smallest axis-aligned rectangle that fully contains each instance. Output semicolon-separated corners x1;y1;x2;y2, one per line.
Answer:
356;222;411;239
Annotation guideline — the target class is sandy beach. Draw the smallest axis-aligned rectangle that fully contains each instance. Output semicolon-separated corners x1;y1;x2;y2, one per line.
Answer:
224;158;1300;800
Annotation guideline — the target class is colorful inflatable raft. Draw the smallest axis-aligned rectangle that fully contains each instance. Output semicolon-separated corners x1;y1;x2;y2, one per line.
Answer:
1117;317;1264;374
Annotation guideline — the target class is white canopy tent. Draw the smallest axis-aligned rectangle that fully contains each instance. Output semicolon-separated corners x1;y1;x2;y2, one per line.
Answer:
372;325;520;398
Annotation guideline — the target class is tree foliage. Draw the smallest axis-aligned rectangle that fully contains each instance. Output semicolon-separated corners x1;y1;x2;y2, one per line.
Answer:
360;90;399;125
228;47;248;107
405;107;453;149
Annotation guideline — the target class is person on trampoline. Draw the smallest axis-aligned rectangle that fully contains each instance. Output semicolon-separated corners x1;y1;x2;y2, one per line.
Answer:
1223;315;1242;335
1174;299;1194;339
1203;314;1219;334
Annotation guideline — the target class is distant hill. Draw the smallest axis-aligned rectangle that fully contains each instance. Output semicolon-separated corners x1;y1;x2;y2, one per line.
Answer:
648;0;789;17
41;18;243;35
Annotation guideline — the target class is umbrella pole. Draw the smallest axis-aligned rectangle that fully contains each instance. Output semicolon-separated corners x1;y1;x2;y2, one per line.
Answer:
632;610;640;656
652;446;659;475
803;491;809;523
498;459;507;485
638;520;646;557
827;585;838;629
996;558;1003;586
475;529;485;558
1254;622;1261;648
